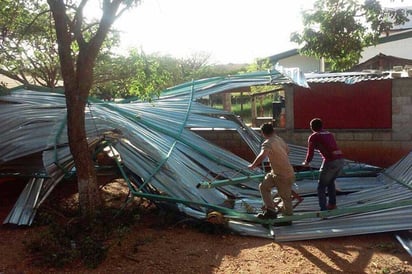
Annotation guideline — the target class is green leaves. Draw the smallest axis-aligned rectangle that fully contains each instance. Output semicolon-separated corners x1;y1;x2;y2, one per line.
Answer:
0;1;62;87
91;50;244;101
291;0;412;71
0;0;125;89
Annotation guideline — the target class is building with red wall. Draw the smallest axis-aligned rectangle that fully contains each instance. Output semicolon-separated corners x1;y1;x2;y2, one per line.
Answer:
193;72;412;169
278;74;412;168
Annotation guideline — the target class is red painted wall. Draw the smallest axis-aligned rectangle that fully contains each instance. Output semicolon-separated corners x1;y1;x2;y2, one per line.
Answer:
293;80;392;129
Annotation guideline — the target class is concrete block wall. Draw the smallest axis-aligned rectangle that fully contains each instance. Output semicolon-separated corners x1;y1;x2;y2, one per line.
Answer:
392;78;412;140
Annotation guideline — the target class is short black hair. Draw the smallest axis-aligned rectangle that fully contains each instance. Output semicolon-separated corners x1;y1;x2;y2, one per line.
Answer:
310;118;323;132
260;123;274;135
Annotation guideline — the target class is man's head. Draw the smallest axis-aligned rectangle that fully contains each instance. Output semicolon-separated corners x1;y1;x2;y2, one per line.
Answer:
310;118;323;132
260;123;274;137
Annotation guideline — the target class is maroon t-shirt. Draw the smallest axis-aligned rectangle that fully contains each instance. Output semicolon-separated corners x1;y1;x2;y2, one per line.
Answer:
305;130;343;163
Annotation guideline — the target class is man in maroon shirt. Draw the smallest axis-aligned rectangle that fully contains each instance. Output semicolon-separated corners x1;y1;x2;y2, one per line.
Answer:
302;118;344;211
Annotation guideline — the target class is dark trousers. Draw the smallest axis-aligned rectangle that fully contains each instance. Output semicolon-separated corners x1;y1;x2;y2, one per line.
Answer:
318;158;345;211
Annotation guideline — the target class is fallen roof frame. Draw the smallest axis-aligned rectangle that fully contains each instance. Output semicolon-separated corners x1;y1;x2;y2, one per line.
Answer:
0;69;410;244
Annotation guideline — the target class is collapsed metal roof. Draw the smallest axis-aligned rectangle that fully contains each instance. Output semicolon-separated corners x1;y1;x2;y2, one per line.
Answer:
0;69;410;242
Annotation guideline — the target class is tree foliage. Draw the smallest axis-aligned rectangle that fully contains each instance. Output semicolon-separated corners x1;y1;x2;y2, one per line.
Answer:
0;1;62;87
91;50;244;101
291;0;412;71
0;0;120;89
1;1;243;100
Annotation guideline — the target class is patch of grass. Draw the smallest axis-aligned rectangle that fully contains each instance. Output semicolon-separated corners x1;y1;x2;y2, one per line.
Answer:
25;223;79;268
26;206;141;269
212;95;275;124
373;242;401;253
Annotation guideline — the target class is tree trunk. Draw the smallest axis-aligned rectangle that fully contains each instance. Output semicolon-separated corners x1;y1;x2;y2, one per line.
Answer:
65;87;101;216
48;0;124;217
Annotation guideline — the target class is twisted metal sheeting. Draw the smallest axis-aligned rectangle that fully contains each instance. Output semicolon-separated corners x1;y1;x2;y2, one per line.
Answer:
1;70;409;243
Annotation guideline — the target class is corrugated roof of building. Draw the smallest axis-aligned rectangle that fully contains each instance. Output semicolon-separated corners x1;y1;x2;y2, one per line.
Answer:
303;71;393;84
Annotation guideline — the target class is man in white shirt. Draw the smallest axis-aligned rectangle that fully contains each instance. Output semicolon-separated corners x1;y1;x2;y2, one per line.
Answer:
248;123;295;219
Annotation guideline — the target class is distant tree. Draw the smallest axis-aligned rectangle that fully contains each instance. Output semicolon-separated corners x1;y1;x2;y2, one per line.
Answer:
47;0;141;217
249;57;272;72
246;58;278;95
0;0;119;89
291;0;412;71
154;54;188;86
92;50;242;100
0;1;62;88
92;51;185;101
91;50;172;100
91;54;131;100
177;51;212;81
128;50;172;101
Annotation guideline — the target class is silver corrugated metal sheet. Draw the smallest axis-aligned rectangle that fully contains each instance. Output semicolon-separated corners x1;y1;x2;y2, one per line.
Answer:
1;70;309;225
1;70;410;244
4;178;44;225
272;152;412;241
304;71;392;84
395;230;412;256
276;71;394;85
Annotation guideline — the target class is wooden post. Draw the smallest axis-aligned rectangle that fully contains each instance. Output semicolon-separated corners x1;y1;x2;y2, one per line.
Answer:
251;95;257;126
222;92;231;112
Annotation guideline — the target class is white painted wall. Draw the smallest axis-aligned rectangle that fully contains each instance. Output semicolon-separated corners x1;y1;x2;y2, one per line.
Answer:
277;55;320;73
360;35;412;62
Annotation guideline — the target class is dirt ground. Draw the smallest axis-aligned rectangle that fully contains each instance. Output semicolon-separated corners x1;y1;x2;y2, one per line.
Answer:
0;179;411;274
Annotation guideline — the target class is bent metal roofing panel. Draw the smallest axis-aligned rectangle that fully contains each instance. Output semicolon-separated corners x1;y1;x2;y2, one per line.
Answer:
0;70;410;242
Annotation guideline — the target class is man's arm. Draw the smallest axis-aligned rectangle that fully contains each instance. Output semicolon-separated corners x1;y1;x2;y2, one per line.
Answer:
302;139;315;166
248;149;269;169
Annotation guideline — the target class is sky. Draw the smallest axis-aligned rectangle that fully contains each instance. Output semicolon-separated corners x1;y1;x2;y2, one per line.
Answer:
109;0;412;65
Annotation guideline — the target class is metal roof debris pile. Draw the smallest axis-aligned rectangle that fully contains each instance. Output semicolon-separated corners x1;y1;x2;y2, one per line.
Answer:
0;70;410;242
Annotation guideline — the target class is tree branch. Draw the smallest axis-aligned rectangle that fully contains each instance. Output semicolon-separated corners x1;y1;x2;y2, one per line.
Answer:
47;0;76;88
0;68;27;85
